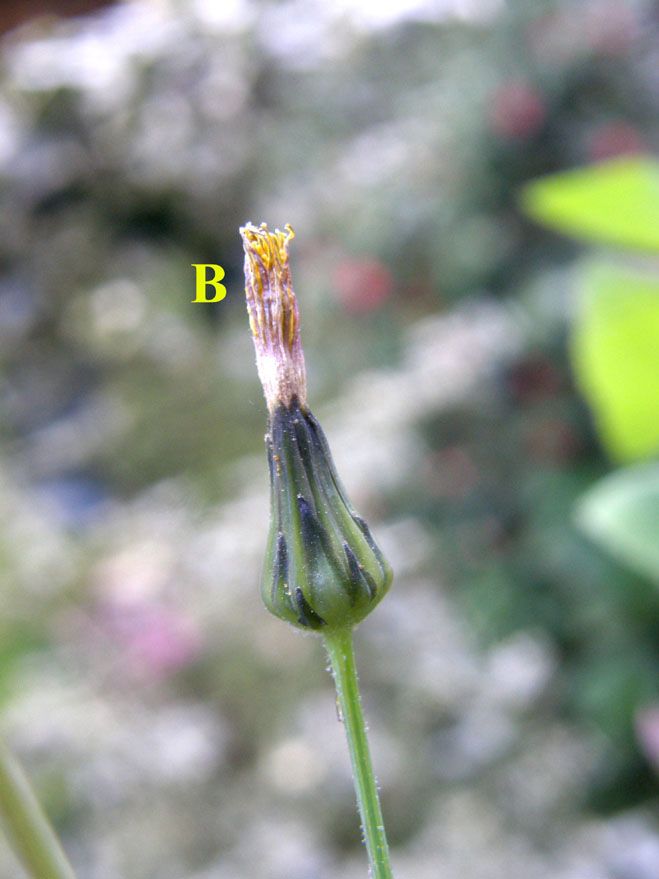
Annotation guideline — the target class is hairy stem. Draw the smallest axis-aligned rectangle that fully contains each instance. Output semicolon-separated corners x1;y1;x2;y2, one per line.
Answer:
0;737;76;879
324;629;393;879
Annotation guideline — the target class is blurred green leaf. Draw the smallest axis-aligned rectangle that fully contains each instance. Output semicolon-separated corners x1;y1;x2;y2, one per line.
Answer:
575;463;659;585
571;261;659;461
520;157;659;252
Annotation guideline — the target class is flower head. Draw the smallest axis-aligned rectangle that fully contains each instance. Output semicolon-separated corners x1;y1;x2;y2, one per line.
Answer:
241;222;393;632
240;222;307;411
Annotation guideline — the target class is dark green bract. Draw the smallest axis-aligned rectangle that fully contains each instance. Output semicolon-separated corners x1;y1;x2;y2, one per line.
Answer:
262;398;392;631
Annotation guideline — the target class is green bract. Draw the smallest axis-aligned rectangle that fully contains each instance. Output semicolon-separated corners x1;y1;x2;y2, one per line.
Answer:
263;398;392;631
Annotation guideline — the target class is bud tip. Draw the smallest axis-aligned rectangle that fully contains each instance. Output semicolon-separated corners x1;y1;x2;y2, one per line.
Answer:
240;221;307;411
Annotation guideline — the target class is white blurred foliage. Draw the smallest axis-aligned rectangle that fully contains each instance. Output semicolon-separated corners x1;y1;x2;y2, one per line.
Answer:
2;294;658;876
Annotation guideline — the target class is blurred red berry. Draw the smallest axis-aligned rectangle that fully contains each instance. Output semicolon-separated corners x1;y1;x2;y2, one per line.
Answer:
333;258;393;313
523;417;581;464
423;446;479;501
507;356;563;403
586;121;645;162
490;82;546;140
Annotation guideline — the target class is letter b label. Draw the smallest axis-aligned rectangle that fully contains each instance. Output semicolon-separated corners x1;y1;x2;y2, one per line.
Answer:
191;264;227;302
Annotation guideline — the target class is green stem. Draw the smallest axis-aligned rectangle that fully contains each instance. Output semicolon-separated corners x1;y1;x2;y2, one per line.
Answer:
0;736;76;879
324;628;393;879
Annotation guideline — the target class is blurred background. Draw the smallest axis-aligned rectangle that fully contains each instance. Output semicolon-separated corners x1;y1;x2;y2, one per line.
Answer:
0;0;657;876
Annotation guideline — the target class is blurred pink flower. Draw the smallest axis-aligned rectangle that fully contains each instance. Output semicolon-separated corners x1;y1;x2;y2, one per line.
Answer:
97;599;203;680
585;1;638;55
635;705;659;774
529;2;637;65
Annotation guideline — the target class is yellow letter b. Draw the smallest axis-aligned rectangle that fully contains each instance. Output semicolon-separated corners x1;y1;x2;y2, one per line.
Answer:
191;264;227;303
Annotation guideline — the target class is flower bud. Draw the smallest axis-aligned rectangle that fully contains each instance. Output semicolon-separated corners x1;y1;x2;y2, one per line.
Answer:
263;397;392;631
240;222;393;632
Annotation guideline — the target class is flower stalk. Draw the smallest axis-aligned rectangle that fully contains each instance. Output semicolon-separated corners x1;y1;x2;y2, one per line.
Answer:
324;629;393;879
0;736;76;879
241;222;394;877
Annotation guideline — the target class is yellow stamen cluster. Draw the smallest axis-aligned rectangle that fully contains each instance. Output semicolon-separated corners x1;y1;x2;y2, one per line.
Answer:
240;222;307;411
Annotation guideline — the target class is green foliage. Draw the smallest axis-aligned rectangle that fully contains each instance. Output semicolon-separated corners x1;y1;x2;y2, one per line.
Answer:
399;321;659;808
576;463;659;586
570;262;659;462
520;158;659;252
517;152;659;806
522;157;659;587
